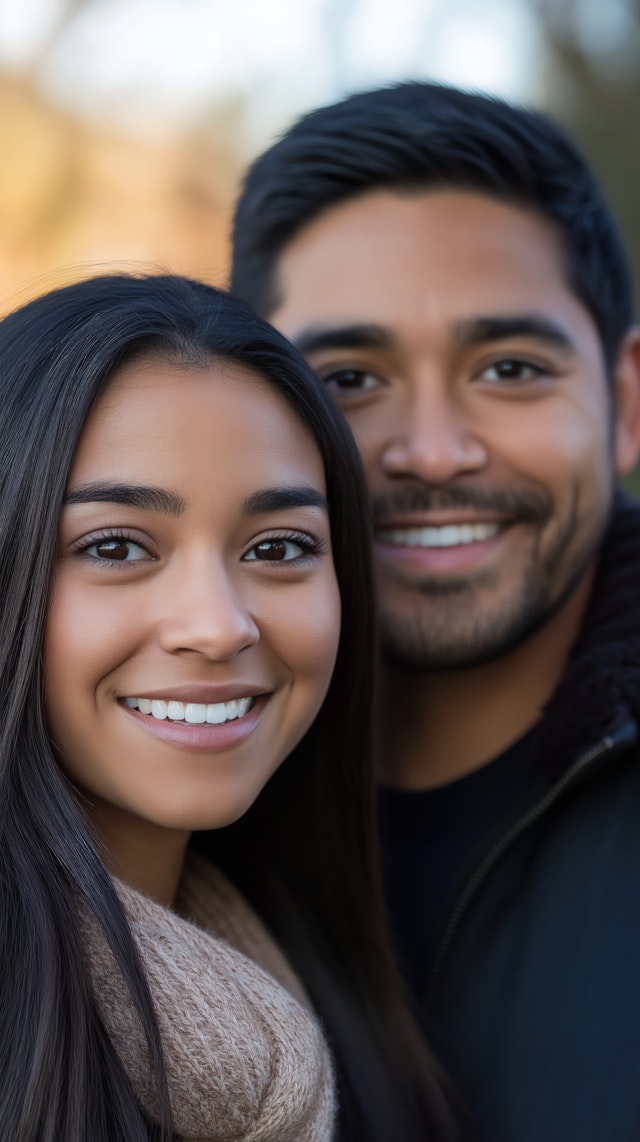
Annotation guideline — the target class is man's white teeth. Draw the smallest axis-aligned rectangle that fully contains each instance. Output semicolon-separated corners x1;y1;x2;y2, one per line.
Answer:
379;523;502;548
123;696;254;723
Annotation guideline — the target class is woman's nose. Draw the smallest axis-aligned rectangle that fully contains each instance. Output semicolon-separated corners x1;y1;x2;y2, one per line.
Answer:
157;556;260;661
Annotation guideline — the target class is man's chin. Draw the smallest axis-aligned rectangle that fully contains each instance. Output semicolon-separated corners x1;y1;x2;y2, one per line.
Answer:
379;595;553;673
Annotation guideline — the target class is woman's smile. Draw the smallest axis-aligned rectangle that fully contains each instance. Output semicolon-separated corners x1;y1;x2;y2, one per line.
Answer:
118;690;270;752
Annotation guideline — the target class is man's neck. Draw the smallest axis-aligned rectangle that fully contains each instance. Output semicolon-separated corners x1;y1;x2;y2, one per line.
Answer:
379;568;596;791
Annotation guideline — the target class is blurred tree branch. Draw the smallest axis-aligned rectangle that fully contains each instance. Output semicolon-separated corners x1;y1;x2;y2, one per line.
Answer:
532;0;640;494
532;0;640;283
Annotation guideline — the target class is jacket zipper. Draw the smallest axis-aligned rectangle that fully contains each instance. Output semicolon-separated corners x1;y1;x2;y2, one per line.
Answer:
424;719;637;1009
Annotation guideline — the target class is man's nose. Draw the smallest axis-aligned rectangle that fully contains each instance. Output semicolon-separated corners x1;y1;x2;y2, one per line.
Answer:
381;382;488;484
157;555;260;661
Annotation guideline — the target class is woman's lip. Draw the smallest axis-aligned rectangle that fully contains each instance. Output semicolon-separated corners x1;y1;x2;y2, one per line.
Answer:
121;694;269;752
119;683;270;704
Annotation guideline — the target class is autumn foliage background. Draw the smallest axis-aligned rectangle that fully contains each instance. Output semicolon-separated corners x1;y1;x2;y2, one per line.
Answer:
1;0;639;489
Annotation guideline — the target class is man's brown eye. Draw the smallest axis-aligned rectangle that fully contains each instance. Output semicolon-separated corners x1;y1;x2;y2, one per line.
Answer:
481;359;544;383
496;360;528;378
334;370;365;388
323;369;379;391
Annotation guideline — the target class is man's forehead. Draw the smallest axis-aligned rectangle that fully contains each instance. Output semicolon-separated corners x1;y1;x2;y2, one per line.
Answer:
274;187;564;271
270;188;591;347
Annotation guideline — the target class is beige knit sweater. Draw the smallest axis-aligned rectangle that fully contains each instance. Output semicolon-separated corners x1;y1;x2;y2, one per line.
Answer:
87;853;335;1141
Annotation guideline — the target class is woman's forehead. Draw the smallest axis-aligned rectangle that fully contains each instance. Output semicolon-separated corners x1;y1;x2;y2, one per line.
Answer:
69;356;327;504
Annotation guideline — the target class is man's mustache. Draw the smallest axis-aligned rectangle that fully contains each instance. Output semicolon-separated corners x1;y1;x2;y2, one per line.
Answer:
371;484;552;525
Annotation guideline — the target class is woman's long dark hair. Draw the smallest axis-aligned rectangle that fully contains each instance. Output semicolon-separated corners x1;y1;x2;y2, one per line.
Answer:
0;273;458;1141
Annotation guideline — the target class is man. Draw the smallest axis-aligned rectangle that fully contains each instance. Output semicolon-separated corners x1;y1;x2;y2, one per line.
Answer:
230;83;640;1141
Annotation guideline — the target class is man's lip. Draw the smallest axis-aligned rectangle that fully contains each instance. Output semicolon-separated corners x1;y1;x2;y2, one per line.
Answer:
118;683;270;704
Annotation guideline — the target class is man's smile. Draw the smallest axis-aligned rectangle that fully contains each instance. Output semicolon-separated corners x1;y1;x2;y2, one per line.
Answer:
376;522;505;549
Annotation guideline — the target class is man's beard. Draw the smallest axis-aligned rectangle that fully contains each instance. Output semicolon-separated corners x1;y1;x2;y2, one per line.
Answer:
373;483;602;672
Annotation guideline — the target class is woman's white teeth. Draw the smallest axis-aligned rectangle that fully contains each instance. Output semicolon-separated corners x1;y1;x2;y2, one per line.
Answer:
124;696;253;723
381;523;501;548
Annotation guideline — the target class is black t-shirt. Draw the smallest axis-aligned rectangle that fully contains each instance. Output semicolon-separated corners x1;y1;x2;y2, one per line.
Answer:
378;731;539;1002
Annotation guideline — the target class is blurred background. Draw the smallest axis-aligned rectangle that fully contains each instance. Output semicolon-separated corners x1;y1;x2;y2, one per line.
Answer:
0;0;638;490
1;0;638;302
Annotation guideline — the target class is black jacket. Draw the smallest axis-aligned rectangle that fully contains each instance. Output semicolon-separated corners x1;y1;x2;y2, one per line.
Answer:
422;493;640;1142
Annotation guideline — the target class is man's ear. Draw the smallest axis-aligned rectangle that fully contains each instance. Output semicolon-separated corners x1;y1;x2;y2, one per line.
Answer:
613;327;640;475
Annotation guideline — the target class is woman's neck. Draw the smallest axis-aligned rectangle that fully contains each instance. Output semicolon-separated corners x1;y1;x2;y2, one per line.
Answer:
84;795;190;906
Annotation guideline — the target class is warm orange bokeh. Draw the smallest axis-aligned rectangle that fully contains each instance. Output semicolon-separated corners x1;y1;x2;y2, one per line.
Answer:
0;75;242;312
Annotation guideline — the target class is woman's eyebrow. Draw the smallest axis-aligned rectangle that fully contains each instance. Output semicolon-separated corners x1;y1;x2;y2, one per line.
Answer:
242;487;329;515
63;482;186;516
63;483;328;517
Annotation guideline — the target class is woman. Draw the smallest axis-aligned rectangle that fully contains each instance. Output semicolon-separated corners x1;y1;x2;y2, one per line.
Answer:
0;274;458;1141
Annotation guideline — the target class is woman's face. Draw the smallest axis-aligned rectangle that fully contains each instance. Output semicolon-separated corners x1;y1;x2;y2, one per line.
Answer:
44;355;340;857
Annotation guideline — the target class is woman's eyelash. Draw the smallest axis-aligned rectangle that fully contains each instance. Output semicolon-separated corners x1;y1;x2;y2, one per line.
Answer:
278;531;325;553
72;529;149;562
71;529;326;562
246;531;327;561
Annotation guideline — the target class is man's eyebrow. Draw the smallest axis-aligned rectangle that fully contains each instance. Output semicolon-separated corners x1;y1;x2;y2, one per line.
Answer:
294;323;396;355
454;315;576;353
242;487;328;515
63;482;186;515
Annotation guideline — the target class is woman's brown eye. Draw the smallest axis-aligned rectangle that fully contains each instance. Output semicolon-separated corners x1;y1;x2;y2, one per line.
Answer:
244;537;310;563
254;540;287;561
82;536;147;562
96;540;131;560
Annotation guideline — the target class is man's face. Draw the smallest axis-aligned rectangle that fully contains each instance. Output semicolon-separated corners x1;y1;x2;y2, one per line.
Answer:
271;190;637;670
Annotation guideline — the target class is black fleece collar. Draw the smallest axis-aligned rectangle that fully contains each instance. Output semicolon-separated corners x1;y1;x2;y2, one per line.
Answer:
530;491;640;782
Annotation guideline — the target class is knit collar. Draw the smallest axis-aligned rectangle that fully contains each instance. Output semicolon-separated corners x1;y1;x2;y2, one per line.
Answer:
88;855;334;1141
529;491;640;782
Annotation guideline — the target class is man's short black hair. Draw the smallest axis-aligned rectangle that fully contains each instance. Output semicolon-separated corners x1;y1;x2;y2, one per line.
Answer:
231;81;635;372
